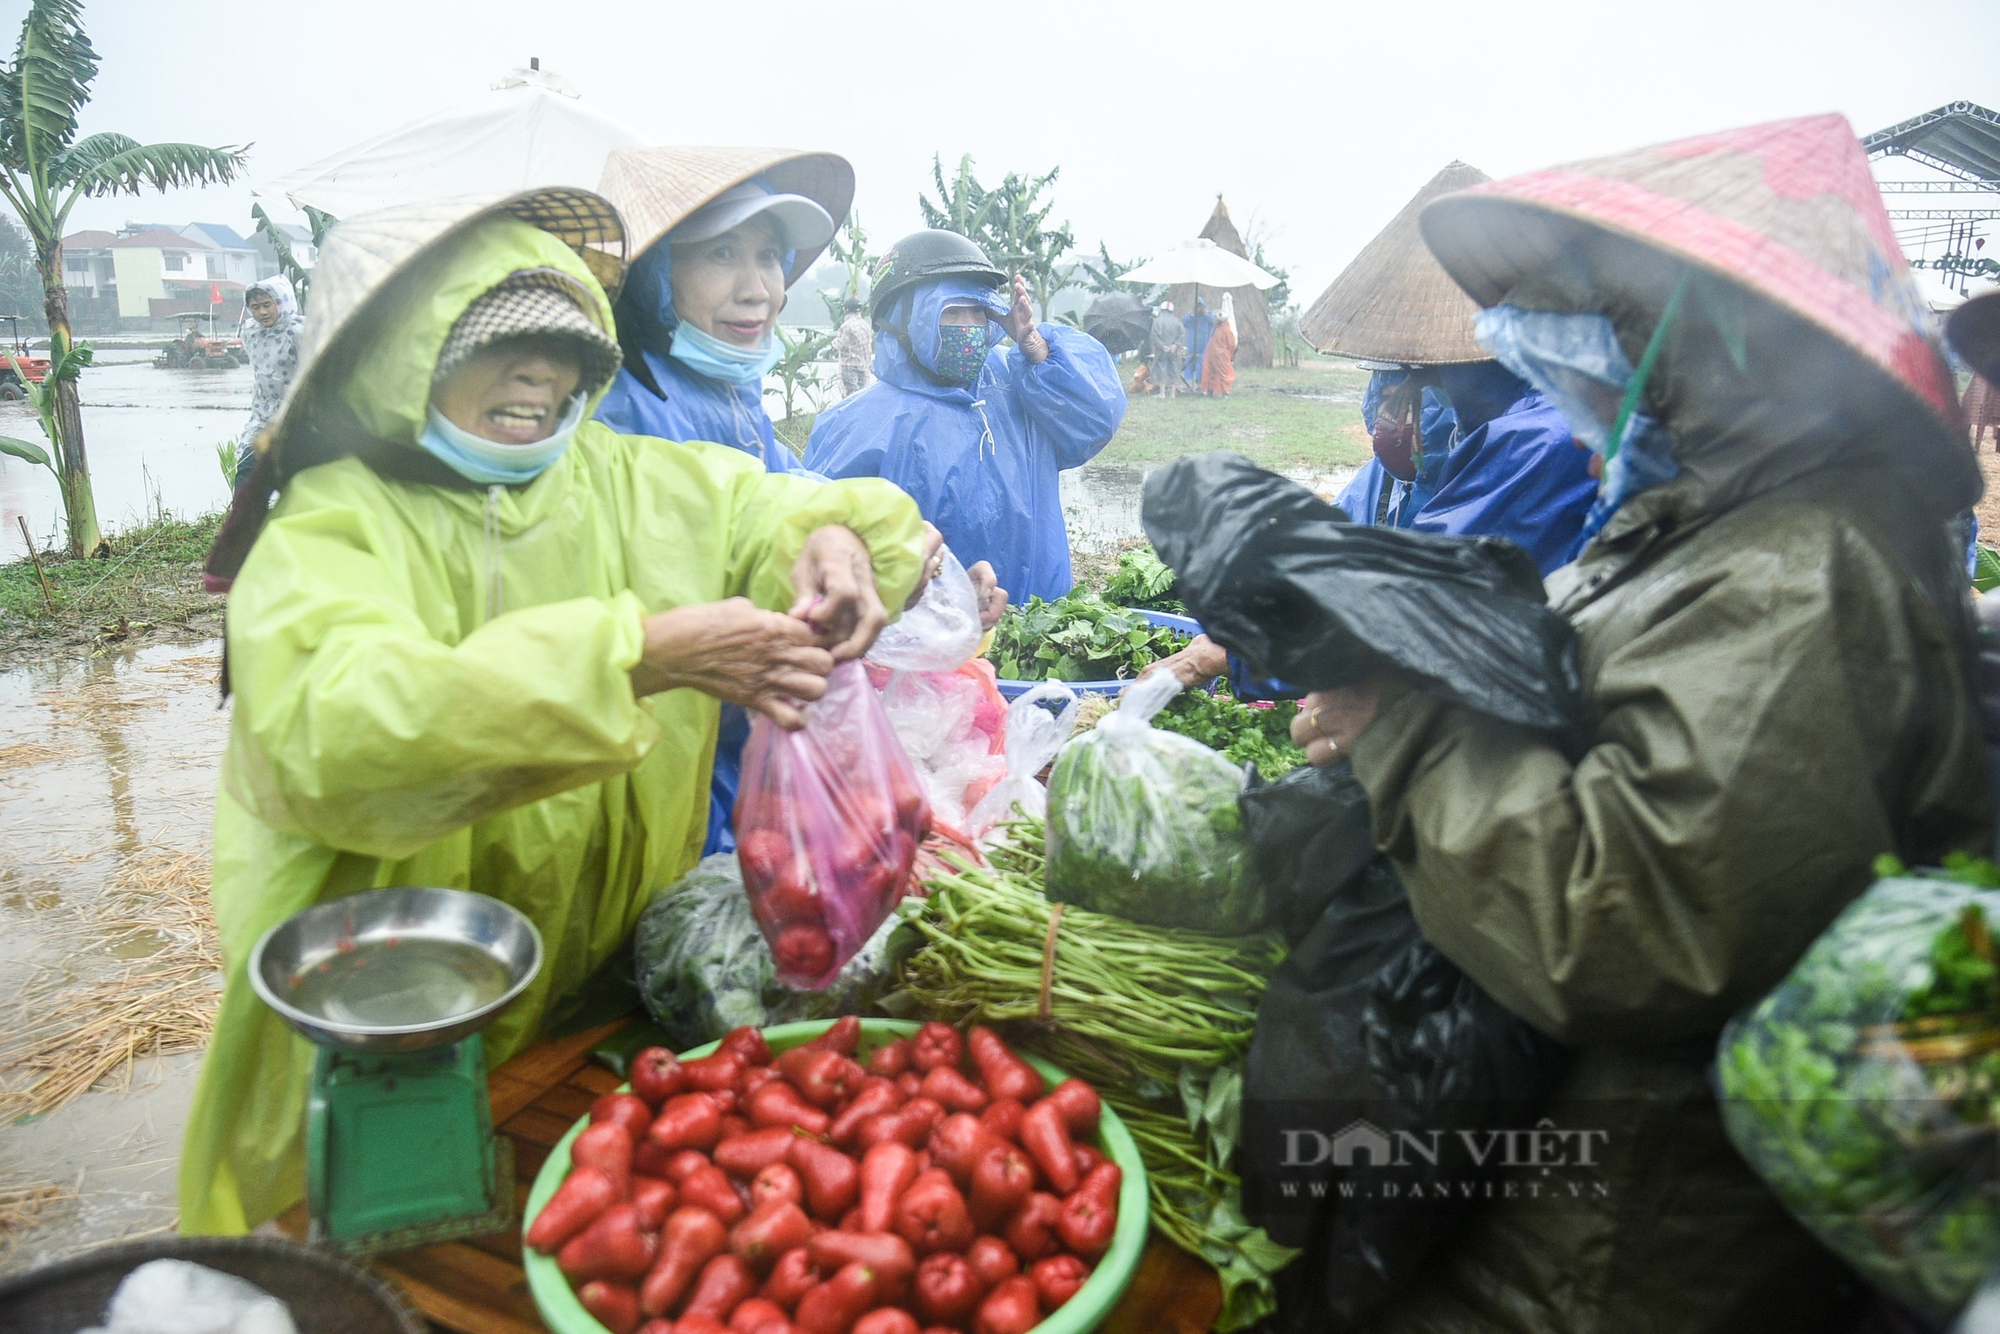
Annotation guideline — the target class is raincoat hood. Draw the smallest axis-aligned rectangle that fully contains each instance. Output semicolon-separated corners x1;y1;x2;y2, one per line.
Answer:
1435;360;1532;433
874;275;1011;395
615;207;797;360
242;273;301;331
343;216;617;452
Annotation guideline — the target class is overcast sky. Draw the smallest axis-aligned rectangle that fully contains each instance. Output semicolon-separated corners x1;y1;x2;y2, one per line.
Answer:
42;0;2000;305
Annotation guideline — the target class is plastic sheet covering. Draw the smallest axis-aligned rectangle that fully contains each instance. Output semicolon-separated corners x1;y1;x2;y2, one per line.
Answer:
1143;453;1584;741
1237;762;1566;1332
965;679;1080;838
1044;672;1257;931
735;660;929;987
633;854;918;1051
1718;867;2000;1324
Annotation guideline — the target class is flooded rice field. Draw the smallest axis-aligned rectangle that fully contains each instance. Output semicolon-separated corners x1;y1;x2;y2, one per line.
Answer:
1062;461;1358;554
0;349;248;562
0;639;228;1272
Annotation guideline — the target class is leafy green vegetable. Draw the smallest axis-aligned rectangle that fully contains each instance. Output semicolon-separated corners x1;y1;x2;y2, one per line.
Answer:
985;588;1189;682
633;854;919;1048
899;822;1294;1330
1717;862;2000;1321
1102;545;1185;612
1045;675;1260;931
1156;684;1306;777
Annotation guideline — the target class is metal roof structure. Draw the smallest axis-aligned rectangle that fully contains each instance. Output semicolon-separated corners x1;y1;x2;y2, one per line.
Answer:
1864;102;2000;298
1863;102;2000;184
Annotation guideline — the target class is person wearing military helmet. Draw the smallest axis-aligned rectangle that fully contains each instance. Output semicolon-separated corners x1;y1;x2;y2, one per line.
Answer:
805;230;1128;603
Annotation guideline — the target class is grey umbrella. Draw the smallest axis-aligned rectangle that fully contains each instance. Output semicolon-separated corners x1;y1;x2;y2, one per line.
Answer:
1082;292;1153;355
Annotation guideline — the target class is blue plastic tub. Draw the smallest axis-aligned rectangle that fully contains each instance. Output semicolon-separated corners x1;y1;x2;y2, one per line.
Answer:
994;607;1202;700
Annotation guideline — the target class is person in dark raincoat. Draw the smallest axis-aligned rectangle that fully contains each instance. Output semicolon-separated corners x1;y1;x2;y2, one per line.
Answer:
805;230;1127;603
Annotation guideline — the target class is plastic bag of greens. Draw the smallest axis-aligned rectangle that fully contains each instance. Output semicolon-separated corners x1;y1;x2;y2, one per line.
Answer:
967;679;1080;840
1044;671;1257;930
1717;862;2000;1324
736;660;929;988
633;853;919;1050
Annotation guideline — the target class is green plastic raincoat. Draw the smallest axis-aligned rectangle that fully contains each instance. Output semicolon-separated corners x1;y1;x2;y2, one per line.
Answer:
178;217;925;1234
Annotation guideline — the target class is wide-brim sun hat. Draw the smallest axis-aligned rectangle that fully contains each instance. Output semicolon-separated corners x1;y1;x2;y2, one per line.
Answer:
260;188;623;472
1418;114;1972;503
1947;290;2000;385
598;147;854;285
1299;161;1492;365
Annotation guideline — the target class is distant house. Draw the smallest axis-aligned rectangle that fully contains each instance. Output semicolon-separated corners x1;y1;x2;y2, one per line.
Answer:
107;227;245;327
179;223;261;285
251;221;317;280
59;229;120;331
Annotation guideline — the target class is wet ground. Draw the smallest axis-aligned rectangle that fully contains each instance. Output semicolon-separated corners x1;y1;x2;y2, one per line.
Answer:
1062;460;1358;555
0;349;248;562
0;640;227;1273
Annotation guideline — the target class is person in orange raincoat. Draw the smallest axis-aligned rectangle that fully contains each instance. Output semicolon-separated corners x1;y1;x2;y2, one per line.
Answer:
1200;293;1237;395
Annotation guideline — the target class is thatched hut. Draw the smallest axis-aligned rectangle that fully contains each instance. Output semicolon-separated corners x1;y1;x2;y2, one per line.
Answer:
1168;195;1273;368
1300;161;1491;364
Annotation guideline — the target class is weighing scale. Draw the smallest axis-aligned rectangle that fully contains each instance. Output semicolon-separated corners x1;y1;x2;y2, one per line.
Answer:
250;886;544;1258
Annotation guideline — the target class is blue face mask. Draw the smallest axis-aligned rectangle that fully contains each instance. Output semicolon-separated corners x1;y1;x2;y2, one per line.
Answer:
670;320;783;386
934;323;989;387
417;392;588;486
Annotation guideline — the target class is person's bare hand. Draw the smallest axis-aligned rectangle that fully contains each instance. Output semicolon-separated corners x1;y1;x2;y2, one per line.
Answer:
905;522;946;610
1140;633;1230;689
1290;680;1387;767
630;598;834;730
998;275;1037;343
967;560;1008;629
789;524;888;662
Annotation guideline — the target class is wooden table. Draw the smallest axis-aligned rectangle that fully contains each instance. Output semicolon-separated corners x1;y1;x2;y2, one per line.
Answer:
354;1021;1224;1334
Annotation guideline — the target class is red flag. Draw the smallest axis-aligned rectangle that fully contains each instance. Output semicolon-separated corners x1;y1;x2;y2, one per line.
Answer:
210;283;222;305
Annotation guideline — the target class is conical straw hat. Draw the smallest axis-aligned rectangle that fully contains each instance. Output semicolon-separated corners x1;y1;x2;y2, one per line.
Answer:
1299;161;1491;364
1948;291;2000;385
258;186;624;477
599;146;854;286
1420;115;1965;450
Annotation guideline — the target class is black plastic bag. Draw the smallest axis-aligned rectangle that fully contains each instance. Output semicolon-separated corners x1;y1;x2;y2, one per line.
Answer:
1143;452;1584;740
1237;764;1566;1331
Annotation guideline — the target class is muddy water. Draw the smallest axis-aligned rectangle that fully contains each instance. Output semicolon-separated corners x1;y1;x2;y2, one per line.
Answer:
0;639;227;1270
0;349;248;561
1061;461;1359;554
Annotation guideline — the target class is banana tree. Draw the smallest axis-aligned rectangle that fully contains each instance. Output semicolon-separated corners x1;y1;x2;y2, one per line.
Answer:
0;0;246;556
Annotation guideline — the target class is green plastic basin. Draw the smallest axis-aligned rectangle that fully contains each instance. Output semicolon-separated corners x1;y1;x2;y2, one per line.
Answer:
523;1018;1150;1334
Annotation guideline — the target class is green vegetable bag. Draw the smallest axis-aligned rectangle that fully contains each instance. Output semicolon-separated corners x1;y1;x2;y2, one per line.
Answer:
1045;672;1260;931
1717;864;2000;1322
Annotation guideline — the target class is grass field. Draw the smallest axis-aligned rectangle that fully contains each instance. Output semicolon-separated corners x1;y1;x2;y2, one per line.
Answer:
1096;356;1374;473
1;511;224;660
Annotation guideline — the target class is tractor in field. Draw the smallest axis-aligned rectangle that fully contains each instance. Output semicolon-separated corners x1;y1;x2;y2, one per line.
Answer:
0;316;50;400
154;313;244;369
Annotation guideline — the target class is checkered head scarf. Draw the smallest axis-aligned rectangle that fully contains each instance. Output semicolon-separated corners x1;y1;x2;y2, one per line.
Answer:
432;268;623;398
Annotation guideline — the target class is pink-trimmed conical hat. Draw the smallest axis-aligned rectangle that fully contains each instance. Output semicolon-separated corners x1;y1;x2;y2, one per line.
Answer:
1419;114;1972;506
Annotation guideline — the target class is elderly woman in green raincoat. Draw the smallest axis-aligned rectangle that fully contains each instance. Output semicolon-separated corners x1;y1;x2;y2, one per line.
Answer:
180;189;928;1235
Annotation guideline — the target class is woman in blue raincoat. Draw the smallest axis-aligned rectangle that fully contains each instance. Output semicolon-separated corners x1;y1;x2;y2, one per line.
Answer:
805;230;1128;604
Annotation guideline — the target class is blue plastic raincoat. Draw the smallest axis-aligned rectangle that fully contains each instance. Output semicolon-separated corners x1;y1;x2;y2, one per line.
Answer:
805;276;1127;602
179;217;924;1235
1335;364;1596;574
1335;371;1460;528
594;239;806;855
1182;307;1215;385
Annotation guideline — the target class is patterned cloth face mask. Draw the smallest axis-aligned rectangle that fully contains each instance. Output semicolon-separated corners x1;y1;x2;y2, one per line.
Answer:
934;323;990;387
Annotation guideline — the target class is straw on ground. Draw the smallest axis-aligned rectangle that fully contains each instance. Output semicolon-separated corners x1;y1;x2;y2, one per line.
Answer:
0;848;219;1120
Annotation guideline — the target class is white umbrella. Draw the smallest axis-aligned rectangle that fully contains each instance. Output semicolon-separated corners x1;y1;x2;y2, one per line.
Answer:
1117;238;1279;290
254;64;648;218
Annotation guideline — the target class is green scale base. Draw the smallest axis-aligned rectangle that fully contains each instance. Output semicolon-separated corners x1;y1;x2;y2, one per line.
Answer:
306;1035;514;1258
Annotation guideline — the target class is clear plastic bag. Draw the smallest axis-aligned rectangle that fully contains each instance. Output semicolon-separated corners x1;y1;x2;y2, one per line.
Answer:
735;659;930;988
633;853;918;1050
877;662;1008;834
867;547;984;672
1717;866;2000;1323
966;679;1080;840
1044;671;1258;931
867;548;1008;834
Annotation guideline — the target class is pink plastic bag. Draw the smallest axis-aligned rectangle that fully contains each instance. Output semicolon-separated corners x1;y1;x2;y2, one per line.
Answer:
734;660;931;988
